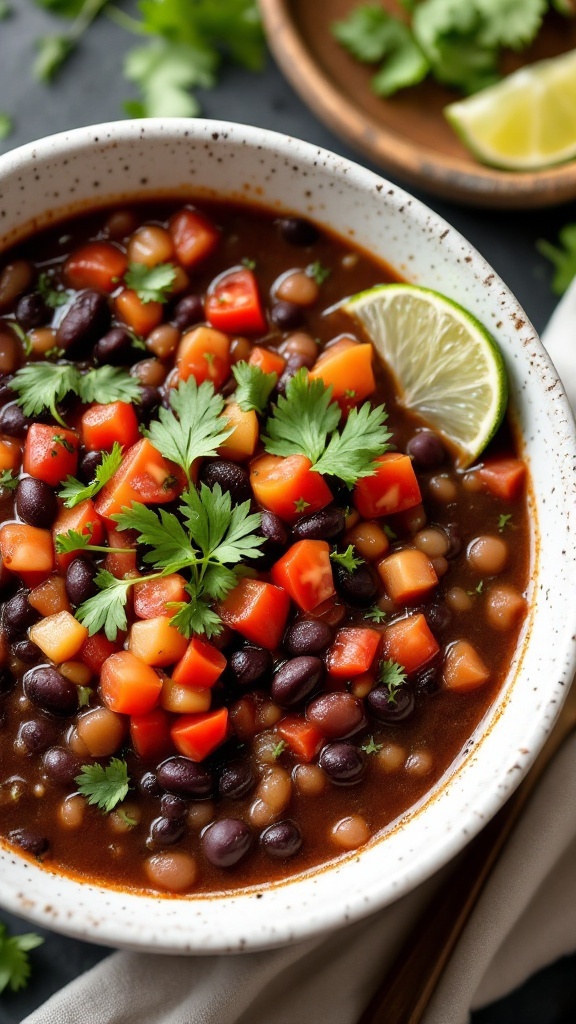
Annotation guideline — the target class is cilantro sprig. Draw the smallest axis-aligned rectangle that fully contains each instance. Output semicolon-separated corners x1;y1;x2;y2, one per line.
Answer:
262;369;391;487
0;921;44;995
75;757;130;813
58;442;123;508
10;363;141;427
379;659;407;703
0;469;19;491
232;361;278;415
146;378;232;484
331;544;364;574
537;223;576;295
123;261;177;303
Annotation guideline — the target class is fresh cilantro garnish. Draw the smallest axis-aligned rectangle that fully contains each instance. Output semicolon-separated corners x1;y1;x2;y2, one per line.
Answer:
263;368;390;487
37;270;70;308
146;378;232;484
0;921;44;995
78;365;142;405
75;482;264;641
467;579;485;597
77;685;92;708
364;605;387;623
537;224;576;295
116;809;137;827
10;362;140;427
59;442;123;508
241;257;257;270
45;346;66;360
272;739;286;759
294;497;310;514
379;659;407;703
0;2;11;20
306;260;331;285
331;544;364;573
123;261;177;304
361;736;383;755
75;757;130;813
332;5;428;97
0;113;12;141
0;469;18;490
34;33;75;82
54;527;127;557
52;433;76;454
232;361;277;415
498;513;513;532
383;524;397;541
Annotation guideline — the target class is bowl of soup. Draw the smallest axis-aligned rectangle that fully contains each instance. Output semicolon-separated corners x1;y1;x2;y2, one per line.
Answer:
0;119;574;953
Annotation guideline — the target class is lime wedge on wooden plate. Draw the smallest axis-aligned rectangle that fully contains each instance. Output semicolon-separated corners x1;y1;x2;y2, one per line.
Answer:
343;284;507;468
445;49;576;171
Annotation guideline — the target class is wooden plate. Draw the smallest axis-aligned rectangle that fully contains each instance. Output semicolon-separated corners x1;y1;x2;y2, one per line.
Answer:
259;0;576;209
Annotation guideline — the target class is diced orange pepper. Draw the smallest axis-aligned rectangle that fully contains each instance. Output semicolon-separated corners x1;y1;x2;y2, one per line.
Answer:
443;640;490;691
29;575;71;617
100;651;162;715
381;614;439;675
248;346;286;376
64;241;128;293
477;457;526;501
250;453;333;524
115;289;164;336
218;402;259;462
175;326;230;390
172;636;227;689
377;548;438;604
168;207;220;268
133;574;188;620
276;716;323;762
218;578;291;650
309;340;375;407
0;438;21;473
0;523;54;587
170;707;229;761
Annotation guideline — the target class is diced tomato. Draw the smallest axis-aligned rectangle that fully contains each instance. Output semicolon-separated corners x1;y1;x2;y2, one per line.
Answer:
81;401;140;452
172;636;227;689
52;498;104;571
276;715;323;762
64;241;128;293
205;268;267;335
381;613;439;675
169;207;220;268
80;632;121;675
477;457;526;502
307;596;347;628
23;424;80;487
0;523;54;588
218;578;291;650
250;453;333;524
115;289;164;336
175;326;230;390
327;627;381;678
353;453;421;519
309;339;375;408
133;574;188;619
103;526;138;579
94;438;185;523
271;540;335;612
100;650;163;715
130;708;175;760
171;707;229;761
248;346;286;376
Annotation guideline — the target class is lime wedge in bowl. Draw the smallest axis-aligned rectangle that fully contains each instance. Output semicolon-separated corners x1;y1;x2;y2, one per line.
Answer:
444;49;576;171
343;284;508;468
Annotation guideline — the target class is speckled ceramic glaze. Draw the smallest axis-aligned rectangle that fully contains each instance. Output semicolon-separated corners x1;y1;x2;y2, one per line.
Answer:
0;120;575;954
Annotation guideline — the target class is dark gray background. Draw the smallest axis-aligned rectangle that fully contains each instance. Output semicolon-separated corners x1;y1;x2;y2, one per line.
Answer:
1;2;575;1021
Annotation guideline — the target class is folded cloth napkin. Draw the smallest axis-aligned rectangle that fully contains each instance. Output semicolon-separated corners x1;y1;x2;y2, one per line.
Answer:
22;285;576;1024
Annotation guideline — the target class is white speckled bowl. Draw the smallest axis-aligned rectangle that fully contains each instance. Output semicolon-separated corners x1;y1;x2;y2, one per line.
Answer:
0;120;575;953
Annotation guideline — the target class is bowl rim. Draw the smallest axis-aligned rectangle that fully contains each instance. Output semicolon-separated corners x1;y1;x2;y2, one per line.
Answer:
0;117;575;953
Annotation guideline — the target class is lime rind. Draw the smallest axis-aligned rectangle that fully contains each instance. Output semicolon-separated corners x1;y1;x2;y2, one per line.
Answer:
344;283;508;468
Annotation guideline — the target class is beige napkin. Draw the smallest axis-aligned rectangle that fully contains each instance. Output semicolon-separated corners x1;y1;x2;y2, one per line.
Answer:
23;288;576;1024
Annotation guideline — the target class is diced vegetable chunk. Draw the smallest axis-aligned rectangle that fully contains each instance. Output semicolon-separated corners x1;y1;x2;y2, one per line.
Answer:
443;640;490;691
327;627;381;678
381;614;439;675
30;610;88;663
172;636;227;689
271;540;335;612
250;453;333;524
129;616;189;667
218;578;291;649
171;707;229;761
353;453;421;518
100;651;163;715
377;548;438;603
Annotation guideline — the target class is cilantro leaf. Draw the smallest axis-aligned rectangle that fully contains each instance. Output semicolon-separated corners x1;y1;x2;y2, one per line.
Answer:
537;224;576;295
0;113;12;141
0;469;18;490
313;400;391;485
168;590;224;639
332;4;429;96
263;369;341;465
114;502;199;574
38;270;70;308
331;544;364;573
306;261;331;285
364;605;387;623
54;527;93;555
232;361;277;415
498;513;513;532
34;34;75;82
75;757;130;813
75;569;134;639
379;658;407;702
474;0;547;50
361;735;383;755
78;366;142;405
124;41;215;119
146;378;232;483
10;362;80;427
180;483;264;564
123;261;177;303
59;442;123;508
0;922;44;995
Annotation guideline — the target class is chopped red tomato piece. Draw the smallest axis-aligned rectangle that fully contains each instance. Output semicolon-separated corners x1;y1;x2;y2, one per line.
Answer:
353;453;421;519
23;424;80;487
64;241;128;293
327;627;381;678
218;578;291;650
381;613;439;675
81;401;140;451
94;438;185;523
205;267;267;335
133;574;188;620
250;453;333;524
100;651;163;715
172;636;227;689
477;457;526;501
52;498;104;571
175;326;230;389
171;707;229;761
130;708;175;760
276;716;324;762
271;540;335;612
169;207;220;268
80;632;122;675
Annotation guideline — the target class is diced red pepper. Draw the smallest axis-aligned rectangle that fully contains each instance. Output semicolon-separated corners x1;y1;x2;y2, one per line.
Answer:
327;627;381;678
23;424;80;487
169;207;220;268
80;632;122;675
353;453;421;519
100;650;163;715
172;636;227;689
130;708;175;760
64;241;128;293
218;578;291;650
81;401;140;452
271;540;335;612
276;716;324;762
171;707;229;761
205;267;267;335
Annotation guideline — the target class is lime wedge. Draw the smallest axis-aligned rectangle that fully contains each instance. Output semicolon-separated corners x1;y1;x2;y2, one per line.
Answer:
343;284;508;468
445;49;576;171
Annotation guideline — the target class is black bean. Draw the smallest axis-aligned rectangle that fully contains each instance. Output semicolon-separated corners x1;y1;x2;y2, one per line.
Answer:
292;506;346;542
42;746;83;785
16;292;49;331
424;603;452;634
277;217;320;247
24;666;78;716
8;828;49;858
271;655;323;707
79;449;103;484
137;385;162;421
367;685;415;723
307;692;365;739
406;430;446;469
0;668;14;694
259;511;288;556
333;562;378;607
65;557;97;607
276;354;314;395
260;820;302;858
0;373;14;404
139;771;160;796
17;719;56;754
146;816;187;849
318;742;366;785
219;760;255;800
199;459;251;505
202;818;253;868
57;290;110;356
229;647;272;688
172;294;204;331
413;664;439;695
156;756;214;799
93;327;135;366
12;639;41;665
0;402;28;438
160;793;188;819
284;619;333;657
270;301;305;331
16;477;58;528
3;591;39;640
445;523;463;560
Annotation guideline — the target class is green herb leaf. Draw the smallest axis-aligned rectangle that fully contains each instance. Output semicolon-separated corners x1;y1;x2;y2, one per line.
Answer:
0;922;44;995
34;34;75;82
54;528;93;555
272;739;286;759
306;260;331;285
537;224;576;295
168;589;225;640
330;544;364;573
378;659;407;703
38;271;70;308
263;368;341;465
75;569;135;639
180;482;264;565
59;442;124;508
77;685;92;708
10;362;80;427
361;735;383;755
364;605;387;623
146;378;232;483
313;400;391;485
124;41;215;119
123;261;177;303
498;513;513;532
232;361;277;415
77;365;142;405
0;113;12;140
0;469;19;490
332;4;429;96
75;757;130;813
114;502;199;575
